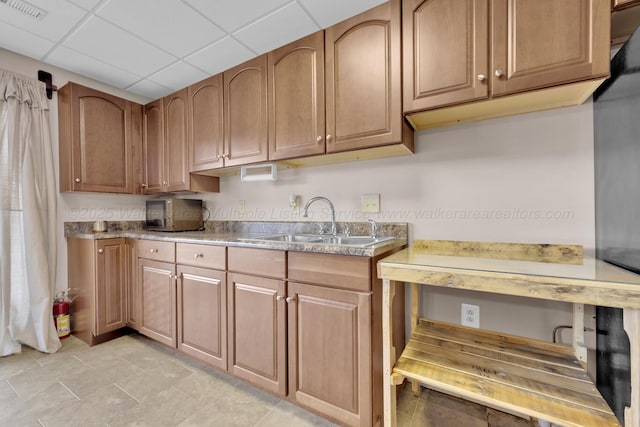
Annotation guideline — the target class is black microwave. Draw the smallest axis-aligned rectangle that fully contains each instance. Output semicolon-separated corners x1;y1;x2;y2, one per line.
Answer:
146;199;203;231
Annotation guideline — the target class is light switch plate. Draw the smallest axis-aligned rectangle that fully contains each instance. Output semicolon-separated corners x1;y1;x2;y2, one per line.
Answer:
361;194;380;213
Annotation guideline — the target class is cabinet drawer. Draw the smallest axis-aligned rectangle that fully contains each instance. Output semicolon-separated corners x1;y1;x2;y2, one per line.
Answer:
288;252;371;292
176;243;225;270
228;247;285;279
137;239;175;263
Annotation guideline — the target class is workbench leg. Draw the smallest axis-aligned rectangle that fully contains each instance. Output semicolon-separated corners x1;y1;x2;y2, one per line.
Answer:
382;279;397;427
411;283;421;397
572;303;587;367
624;309;640;427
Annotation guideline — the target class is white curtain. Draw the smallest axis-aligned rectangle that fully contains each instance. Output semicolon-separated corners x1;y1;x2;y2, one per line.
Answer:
0;69;60;356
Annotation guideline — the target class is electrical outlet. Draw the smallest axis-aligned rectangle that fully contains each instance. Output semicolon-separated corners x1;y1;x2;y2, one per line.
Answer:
361;194;380;213
461;303;479;328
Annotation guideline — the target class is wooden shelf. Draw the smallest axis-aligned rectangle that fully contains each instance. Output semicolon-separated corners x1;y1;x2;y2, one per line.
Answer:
396;318;619;427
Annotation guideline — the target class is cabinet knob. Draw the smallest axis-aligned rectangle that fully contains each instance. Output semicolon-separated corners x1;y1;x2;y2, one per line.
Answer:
326;135;332;143
477;74;486;82
162;181;168;185
141;183;147;188
276;295;284;301
74;178;81;183
494;69;504;78
194;253;203;258
316;136;322;143
286;296;295;303
98;248;103;254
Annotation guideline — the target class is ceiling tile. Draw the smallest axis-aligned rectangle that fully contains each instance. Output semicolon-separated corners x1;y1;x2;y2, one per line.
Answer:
0;0;87;41
63;16;176;77
148;61;209;91
96;0;226;58
67;0;101;10
46;46;142;88
234;2;319;55
298;0;388;28
184;37;255;76
126;79;173;100
0;22;55;59
183;0;290;33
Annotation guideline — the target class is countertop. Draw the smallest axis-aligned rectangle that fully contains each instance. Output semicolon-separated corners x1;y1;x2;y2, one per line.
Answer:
378;245;640;308
65;221;408;257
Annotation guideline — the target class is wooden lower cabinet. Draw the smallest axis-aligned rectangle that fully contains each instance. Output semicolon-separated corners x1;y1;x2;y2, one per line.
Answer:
67;238;127;345
227;272;287;396
287;281;372;426
177;265;227;369
138;258;177;348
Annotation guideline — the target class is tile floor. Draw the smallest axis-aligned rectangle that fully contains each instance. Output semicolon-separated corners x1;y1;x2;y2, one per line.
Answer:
0;333;425;427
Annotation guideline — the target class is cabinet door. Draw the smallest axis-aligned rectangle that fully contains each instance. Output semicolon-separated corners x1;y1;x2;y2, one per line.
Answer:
491;0;610;97
223;55;269;167
268;31;326;160
164;89;189;192
403;0;488;112
288;282;371;426
188;74;225;171
325;0;402;153
143;99;165;194
227;273;286;396
60;83;134;193
177;265;227;370
138;258;176;348
95;239;127;335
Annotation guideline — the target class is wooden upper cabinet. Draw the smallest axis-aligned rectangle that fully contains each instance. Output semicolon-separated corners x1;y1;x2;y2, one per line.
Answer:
164;88;189;192
491;0;610;97
143;98;164;194
268;32;326;161
325;0;402;153
224;55;269;167
58;82;140;193
403;0;489;112
188;74;224;171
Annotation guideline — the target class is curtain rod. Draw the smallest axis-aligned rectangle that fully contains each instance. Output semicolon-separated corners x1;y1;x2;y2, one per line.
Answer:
37;70;57;99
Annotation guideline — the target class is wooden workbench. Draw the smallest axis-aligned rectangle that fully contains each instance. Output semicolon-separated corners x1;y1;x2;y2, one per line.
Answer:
378;240;640;427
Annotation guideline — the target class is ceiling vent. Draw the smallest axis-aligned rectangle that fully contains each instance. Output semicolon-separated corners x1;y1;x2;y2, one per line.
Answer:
0;0;47;20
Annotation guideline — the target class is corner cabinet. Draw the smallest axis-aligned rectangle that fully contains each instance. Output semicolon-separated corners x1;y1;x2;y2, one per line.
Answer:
67;238;127;345
325;0;408;154
143;91;219;193
403;0;611;129
58;82;142;194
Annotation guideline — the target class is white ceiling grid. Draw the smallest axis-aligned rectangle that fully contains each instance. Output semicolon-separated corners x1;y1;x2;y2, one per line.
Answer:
0;0;387;100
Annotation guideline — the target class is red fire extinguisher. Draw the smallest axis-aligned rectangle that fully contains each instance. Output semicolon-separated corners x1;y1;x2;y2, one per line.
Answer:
53;290;70;339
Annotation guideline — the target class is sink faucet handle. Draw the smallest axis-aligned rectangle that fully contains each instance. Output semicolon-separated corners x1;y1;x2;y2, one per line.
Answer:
344;225;351;237
367;219;378;238
316;223;326;235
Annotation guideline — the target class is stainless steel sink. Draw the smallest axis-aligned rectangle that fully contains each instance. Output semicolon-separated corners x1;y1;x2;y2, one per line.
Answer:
238;234;396;247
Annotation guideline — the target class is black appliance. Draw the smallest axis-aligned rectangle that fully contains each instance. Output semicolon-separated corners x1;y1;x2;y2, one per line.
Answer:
594;26;640;424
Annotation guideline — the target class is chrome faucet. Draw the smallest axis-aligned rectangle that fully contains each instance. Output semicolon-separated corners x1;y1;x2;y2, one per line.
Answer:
367;219;378;238
302;196;337;235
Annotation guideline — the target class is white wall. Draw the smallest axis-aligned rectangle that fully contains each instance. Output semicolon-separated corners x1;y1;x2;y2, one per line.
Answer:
1;47;595;346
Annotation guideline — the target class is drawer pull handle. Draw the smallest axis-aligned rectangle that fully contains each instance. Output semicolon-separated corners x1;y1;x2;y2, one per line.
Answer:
195;253;203;258
447;280;454;286
286;296;295;303
150;248;158;253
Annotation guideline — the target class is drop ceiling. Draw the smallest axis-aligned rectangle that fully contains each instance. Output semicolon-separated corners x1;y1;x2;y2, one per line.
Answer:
0;0;387;100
